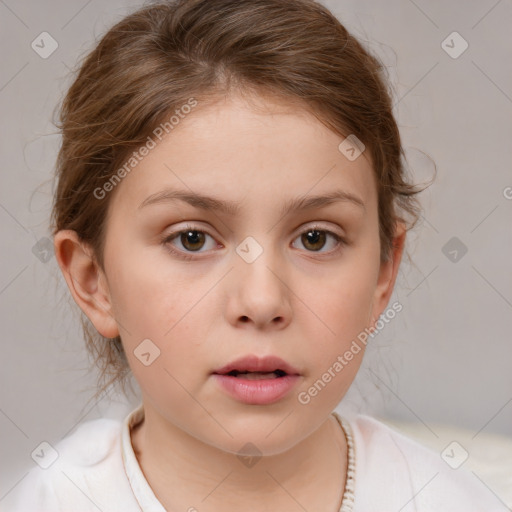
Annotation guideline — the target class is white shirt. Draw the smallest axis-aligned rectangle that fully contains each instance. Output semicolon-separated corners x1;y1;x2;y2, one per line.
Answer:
2;403;508;512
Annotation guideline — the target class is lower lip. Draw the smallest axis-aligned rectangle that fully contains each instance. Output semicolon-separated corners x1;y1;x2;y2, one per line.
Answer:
212;374;301;405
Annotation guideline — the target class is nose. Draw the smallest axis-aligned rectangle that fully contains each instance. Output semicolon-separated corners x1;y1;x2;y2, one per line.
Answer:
225;242;292;331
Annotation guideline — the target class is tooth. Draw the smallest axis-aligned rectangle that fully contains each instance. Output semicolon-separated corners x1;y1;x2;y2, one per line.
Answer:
236;372;279;380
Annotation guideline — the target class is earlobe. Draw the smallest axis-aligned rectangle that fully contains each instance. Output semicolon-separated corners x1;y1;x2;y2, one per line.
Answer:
53;230;119;339
369;221;407;325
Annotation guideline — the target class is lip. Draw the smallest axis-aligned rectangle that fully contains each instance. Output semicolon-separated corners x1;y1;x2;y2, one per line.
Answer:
212;355;301;376
212;355;302;405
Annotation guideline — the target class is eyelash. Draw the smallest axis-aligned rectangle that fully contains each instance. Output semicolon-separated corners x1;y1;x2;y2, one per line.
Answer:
161;223;346;261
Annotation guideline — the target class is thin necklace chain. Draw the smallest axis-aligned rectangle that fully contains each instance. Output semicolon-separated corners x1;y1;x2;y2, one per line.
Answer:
332;412;356;512
126;408;356;512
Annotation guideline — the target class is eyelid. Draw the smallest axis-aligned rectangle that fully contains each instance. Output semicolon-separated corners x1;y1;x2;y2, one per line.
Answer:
163;221;345;241
293;221;345;239
161;221;347;260
161;223;220;261
291;223;346;254
162;223;220;248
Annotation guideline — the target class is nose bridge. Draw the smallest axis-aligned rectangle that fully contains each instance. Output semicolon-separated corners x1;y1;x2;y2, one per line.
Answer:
228;232;292;327
235;233;283;291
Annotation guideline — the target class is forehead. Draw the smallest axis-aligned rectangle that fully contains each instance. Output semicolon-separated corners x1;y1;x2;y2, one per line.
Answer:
108;92;377;216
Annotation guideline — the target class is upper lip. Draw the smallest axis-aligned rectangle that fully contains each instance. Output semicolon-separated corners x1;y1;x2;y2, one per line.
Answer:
212;355;301;376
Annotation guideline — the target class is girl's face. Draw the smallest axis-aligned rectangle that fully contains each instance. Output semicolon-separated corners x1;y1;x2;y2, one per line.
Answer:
69;92;403;455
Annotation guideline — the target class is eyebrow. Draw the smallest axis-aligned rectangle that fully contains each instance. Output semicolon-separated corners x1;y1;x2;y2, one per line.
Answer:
138;188;366;216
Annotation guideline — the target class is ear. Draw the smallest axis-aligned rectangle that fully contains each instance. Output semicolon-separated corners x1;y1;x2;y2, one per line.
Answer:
53;230;119;339
368;221;406;325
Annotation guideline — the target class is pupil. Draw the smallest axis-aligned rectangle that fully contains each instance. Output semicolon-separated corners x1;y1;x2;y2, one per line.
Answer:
182;230;205;251
303;230;326;251
179;230;327;252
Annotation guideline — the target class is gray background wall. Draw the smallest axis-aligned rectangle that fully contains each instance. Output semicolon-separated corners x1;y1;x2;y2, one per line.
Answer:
1;0;511;498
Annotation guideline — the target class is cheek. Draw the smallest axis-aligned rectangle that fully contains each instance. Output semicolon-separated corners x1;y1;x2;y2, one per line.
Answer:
106;244;199;336
298;259;378;338
292;251;379;385
293;279;374;411
105;247;216;377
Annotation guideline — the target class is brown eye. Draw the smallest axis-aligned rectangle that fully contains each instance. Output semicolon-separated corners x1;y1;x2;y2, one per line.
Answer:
292;227;344;254
179;230;206;251
162;225;218;259
301;229;327;251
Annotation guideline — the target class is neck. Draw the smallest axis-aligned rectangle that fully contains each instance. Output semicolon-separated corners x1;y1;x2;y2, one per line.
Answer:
130;404;348;512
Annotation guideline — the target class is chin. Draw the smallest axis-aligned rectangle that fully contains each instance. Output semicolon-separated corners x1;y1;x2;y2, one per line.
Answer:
198;414;313;456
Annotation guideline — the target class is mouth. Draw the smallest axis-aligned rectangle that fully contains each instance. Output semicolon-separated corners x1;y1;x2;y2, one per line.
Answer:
211;355;301;405
212;354;300;378
222;369;288;380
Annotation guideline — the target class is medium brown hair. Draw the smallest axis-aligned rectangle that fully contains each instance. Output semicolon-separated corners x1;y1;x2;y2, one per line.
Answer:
51;0;431;403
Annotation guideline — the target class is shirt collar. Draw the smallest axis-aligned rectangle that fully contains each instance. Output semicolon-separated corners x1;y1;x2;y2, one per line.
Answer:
120;403;167;512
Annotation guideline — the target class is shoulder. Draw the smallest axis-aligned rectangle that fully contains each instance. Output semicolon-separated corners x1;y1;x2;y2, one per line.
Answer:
3;414;135;512
343;414;508;512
